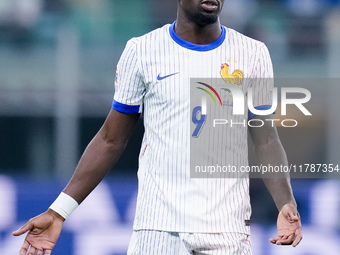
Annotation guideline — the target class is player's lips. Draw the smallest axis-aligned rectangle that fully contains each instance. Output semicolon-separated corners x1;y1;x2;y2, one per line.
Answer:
201;0;219;12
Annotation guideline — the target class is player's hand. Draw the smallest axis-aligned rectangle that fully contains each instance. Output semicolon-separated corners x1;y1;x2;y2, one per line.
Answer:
12;209;65;255
269;203;302;247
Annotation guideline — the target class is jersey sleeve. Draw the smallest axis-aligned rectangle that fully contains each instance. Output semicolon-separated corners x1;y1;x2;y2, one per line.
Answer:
112;38;145;113
248;43;275;118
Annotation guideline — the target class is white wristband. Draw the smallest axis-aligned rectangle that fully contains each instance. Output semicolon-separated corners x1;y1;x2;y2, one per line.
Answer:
49;192;79;220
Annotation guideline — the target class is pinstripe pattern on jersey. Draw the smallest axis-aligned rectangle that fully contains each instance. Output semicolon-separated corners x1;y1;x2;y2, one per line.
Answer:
113;23;274;234
127;230;252;255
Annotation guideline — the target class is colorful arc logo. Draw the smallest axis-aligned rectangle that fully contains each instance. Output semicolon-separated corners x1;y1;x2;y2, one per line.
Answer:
196;82;222;106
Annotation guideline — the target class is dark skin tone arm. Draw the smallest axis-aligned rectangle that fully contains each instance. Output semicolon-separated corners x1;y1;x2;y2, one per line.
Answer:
248;114;302;247
13;109;140;255
63;109;140;204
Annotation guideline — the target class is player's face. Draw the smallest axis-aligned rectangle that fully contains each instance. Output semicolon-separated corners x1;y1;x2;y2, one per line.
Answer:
178;0;224;26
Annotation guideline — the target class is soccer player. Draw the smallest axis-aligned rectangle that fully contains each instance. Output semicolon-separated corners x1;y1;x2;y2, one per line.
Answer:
13;0;302;254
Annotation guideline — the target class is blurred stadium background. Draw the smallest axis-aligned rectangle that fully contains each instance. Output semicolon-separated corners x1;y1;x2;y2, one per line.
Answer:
0;0;340;254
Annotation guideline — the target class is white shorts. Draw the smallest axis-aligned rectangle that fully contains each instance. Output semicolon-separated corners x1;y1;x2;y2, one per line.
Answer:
127;230;252;255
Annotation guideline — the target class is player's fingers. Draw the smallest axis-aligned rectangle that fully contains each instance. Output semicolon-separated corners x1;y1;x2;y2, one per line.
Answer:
285;205;299;219
19;240;30;255
275;234;289;244
292;229;303;247
287;211;299;222
269;233;286;244
44;249;52;255
282;234;291;239
13;221;34;236
36;249;44;255
276;234;294;245
269;238;278;244
27;246;36;255
292;235;302;247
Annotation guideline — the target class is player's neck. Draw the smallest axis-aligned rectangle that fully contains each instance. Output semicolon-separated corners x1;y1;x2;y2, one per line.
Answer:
174;19;222;45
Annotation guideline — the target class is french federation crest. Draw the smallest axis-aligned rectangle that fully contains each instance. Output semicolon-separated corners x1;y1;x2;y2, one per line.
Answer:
220;63;244;85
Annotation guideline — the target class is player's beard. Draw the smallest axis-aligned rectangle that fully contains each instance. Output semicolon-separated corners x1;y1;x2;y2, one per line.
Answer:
191;12;219;27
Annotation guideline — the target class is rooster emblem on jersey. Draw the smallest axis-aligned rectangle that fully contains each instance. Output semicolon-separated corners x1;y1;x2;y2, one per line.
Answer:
220;63;244;85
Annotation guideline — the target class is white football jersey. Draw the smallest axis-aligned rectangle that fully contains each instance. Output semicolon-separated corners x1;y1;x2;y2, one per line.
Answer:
113;22;273;234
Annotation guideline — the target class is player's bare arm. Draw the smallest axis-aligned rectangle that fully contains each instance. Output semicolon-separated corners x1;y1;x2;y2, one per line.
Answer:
248;114;302;247
13;109;140;255
62;109;140;203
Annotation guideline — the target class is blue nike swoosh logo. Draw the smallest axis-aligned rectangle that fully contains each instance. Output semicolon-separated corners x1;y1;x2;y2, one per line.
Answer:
157;72;179;81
